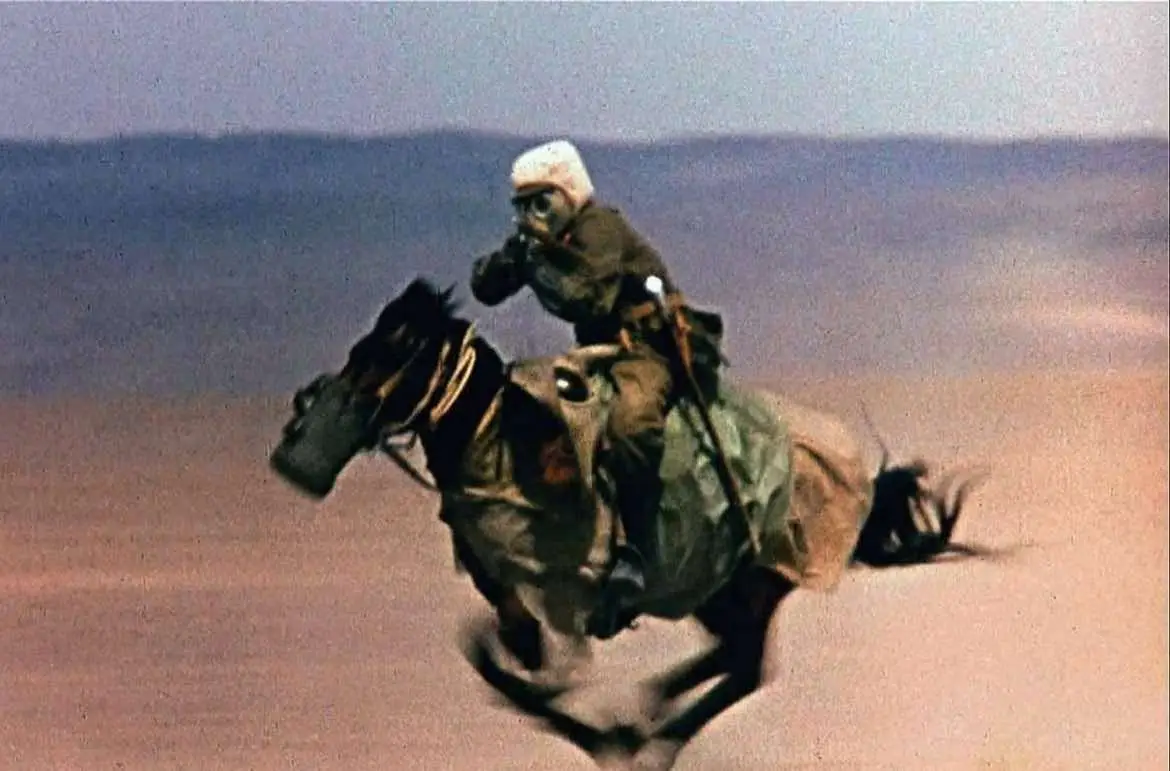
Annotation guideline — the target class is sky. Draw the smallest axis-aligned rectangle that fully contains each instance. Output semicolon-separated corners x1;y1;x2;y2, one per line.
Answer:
0;2;1166;143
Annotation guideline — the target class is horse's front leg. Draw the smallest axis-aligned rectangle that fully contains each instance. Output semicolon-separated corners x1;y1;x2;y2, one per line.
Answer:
451;532;548;672
497;590;545;672
460;616;632;764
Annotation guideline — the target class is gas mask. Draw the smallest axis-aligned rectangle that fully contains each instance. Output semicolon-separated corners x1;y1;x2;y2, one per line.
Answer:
512;187;576;243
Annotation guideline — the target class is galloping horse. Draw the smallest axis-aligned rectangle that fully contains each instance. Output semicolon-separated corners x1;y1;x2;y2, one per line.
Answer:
269;277;985;769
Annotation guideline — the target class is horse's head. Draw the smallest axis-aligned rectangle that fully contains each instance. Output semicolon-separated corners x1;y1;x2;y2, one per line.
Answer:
343;277;466;422
270;277;471;498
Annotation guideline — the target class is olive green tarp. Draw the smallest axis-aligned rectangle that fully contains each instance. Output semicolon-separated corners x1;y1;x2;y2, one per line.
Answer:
603;375;873;619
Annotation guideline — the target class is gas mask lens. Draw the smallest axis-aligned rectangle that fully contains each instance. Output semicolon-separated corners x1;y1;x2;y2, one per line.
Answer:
514;190;554;221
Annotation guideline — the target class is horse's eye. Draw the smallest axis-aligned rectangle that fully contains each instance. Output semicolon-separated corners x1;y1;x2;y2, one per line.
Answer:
554;367;590;403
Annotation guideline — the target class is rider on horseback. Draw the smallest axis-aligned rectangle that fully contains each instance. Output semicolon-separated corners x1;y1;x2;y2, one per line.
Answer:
470;139;725;637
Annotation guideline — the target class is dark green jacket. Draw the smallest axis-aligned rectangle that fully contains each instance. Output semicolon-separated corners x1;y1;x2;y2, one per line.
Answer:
471;201;725;376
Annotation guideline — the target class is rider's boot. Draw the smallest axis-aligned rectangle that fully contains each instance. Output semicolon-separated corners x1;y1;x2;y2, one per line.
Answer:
610;481;659;596
589;451;664;639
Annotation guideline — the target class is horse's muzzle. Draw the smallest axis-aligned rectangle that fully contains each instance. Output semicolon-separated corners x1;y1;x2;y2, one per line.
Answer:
269;374;378;499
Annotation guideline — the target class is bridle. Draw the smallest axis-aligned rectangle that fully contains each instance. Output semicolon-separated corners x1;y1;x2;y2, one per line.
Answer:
365;322;480;492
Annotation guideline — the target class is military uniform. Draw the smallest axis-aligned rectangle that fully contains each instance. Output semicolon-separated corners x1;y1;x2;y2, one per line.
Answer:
471;140;724;637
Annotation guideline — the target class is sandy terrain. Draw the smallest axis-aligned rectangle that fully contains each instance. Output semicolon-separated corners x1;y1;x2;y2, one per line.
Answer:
2;368;1166;770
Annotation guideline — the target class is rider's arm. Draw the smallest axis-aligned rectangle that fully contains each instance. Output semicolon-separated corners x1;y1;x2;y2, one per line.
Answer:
531;209;623;321
470;236;528;306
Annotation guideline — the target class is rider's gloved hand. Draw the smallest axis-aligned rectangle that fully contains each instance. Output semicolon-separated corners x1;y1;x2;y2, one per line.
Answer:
502;232;531;266
469;233;531;307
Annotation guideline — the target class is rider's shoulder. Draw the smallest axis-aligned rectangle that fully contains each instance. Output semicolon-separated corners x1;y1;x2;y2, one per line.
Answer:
572;200;635;238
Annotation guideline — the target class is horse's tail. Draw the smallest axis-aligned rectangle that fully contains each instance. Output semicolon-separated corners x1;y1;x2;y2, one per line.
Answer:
851;403;992;567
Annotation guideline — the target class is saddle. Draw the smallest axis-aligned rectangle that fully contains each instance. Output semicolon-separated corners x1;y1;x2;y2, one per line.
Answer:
505;348;794;612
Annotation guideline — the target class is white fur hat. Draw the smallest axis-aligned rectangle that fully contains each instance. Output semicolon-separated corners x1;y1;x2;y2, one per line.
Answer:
510;139;595;208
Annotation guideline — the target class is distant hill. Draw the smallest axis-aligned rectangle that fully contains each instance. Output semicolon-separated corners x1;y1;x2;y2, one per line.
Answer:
3;131;1165;257
0;131;1166;395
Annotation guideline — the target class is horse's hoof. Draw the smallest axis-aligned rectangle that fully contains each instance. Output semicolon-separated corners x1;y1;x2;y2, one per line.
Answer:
610;723;649;755
461;627;573;705
591;723;648;768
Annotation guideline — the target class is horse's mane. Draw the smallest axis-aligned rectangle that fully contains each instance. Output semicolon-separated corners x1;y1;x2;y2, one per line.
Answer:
344;279;461;364
373;278;462;330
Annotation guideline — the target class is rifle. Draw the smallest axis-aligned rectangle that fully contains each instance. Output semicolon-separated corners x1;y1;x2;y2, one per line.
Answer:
643;276;760;558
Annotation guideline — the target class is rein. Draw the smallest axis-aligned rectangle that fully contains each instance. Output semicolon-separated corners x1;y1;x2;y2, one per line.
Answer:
380;435;442;492
373;323;481;494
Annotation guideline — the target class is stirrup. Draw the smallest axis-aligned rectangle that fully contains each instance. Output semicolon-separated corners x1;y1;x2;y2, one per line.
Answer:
586;545;647;640
607;544;647;594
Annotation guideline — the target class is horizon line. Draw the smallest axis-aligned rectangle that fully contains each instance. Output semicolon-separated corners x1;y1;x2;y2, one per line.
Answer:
2;126;1167;150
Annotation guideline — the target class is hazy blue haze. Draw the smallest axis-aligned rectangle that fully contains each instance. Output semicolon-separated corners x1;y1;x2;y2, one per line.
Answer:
1;133;1165;395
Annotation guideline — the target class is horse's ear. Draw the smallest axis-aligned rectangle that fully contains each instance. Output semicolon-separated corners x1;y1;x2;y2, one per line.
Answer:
383;277;458;326
373;278;431;331
440;284;461;314
402;278;437;304
395;278;442;316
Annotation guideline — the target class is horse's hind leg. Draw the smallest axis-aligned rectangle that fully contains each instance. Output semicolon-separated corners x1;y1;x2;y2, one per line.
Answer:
639;644;729;722
635;567;795;769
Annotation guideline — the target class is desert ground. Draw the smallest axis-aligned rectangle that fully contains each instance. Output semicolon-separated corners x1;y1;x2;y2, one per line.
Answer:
2;367;1166;771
